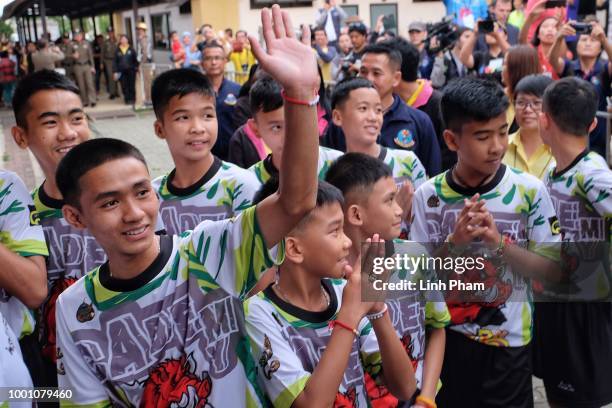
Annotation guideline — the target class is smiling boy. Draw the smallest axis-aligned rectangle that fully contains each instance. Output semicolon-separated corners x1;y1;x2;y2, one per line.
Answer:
53;6;322;406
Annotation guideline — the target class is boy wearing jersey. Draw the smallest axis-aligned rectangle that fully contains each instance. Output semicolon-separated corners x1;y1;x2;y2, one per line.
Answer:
54;8;321;406
0;170;48;398
151;68;260;236
331;77;427;236
535;77;612;407
325;154;449;407
246;76;342;185
245;179;417;407
10;70;103;386
410;77;561;407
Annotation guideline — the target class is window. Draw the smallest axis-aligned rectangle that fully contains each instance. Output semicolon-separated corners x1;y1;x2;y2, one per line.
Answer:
341;5;359;18
250;0;312;9
151;13;170;50
370;3;398;35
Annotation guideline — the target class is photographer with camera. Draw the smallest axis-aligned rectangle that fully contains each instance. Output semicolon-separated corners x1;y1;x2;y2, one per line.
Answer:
475;0;520;55
431;26;473;89
549;18;612;157
331;33;353;82
460;19;510;81
408;21;436;79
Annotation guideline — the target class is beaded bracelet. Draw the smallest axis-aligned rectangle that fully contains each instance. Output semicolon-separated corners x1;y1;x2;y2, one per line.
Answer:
366;304;388;321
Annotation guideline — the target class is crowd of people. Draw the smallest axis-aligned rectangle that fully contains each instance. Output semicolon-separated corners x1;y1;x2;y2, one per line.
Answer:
0;1;611;408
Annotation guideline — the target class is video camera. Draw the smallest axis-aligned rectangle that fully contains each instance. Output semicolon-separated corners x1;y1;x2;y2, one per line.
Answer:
424;15;459;54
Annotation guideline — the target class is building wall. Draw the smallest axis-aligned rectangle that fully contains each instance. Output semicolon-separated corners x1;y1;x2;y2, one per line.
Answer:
237;0;446;38
191;0;240;32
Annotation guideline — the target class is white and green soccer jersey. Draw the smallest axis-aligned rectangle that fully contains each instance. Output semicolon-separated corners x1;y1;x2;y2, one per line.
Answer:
378;146;428;189
31;183;106;363
249;146;343;185
0;310;33;405
153;158;260;236
56;205;283;408
410;165;561;347
544;151;612;300
0;171;48;339
244;279;382;408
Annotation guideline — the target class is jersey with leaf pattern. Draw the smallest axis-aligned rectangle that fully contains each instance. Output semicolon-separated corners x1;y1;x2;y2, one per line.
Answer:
0;171;48;339
544;151;612;300
244;279;382;408
56;205;283;407
410;165;561;347
379;146;428;189
249;146;343;185
153;157;259;236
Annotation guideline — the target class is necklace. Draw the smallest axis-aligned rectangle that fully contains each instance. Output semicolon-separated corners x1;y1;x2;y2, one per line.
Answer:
452;164;493;189
274;279;331;308
109;236;161;278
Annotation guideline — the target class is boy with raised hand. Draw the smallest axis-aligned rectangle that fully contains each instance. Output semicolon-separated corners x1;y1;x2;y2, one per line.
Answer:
10;69;104;385
323;43;441;177
331;77;427;236
534;77;612;408
246;76;342;185
151;68;260;236
245;179;417;407
54;5;321;406
410;77;561;407
0;170;48;398
325;154;449;408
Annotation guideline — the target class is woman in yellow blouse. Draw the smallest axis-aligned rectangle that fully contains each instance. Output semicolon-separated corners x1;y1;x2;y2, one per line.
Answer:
503;74;555;179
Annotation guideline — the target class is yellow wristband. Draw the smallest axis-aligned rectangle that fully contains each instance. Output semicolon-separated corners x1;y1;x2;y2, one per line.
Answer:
416;395;437;408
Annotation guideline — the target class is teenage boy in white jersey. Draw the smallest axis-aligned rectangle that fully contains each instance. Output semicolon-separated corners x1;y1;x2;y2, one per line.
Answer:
535;76;612;408
54;6;321;406
410;77;561;407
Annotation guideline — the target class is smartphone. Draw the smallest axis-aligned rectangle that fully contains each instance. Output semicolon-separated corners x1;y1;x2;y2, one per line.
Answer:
570;21;593;35
545;0;566;8
478;20;495;33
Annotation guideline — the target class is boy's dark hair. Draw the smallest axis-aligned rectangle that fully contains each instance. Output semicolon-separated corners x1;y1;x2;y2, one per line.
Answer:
249;76;283;115
201;42;227;55
151;68;215;119
380;38;419;82
348;22;367;36
325;153;392;200
543;77;597;136
331;77;375;110
441;77;509;132
314;26;326;35
12;69;81;129
514;74;553;98
362;43;402;71
253;177;344;231
56;138;148;208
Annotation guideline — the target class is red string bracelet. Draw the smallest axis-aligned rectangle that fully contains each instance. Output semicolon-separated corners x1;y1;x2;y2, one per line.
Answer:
281;89;320;107
329;320;359;337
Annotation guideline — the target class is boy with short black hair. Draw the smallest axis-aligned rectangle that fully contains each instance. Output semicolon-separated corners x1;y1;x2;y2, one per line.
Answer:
535;76;612;408
0;170;48;399
10;69;104;386
151;67;260;236
54;7;323;406
323;43;442;177
410;76;561;407
325;153;449;407
246;76;342;185
245;178;417;407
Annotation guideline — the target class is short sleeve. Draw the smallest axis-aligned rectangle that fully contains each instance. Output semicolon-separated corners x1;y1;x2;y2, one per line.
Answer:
56;296;111;407
357;318;382;379
227;166;261;214
0;172;48;257
188;205;284;299
526;184;561;261
582;166;612;218
245;299;311;408
424;301;451;329
409;185;432;243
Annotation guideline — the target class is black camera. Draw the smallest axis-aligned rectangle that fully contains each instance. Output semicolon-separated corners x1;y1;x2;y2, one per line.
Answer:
570;22;593;35
424;16;459;54
478;20;495;33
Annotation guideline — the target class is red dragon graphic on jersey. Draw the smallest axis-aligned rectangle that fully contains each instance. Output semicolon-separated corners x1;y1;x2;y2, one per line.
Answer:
42;277;78;362
334;386;357;407
141;356;213;408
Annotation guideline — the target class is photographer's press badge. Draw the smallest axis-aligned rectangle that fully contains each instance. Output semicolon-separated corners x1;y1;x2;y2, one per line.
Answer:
394;129;415;149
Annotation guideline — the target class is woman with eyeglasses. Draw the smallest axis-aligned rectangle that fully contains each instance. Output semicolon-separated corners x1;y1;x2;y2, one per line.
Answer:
502;74;554;178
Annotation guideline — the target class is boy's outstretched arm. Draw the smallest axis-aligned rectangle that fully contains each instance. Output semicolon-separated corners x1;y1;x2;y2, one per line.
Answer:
249;6;320;248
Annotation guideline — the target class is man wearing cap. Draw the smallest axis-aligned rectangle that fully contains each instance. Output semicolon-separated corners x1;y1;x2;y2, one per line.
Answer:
102;27;119;99
72;29;97;107
31;38;64;72
408;22;435;79
58;33;75;81
135;22;153;107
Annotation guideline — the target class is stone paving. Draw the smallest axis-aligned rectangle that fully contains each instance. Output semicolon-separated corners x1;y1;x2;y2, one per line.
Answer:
3;105;612;408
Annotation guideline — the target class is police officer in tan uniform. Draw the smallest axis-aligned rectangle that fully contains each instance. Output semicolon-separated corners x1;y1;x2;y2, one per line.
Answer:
31;38;64;71
135;22;153;108
102;27;119;99
58;33;75;80
72;29;97;107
